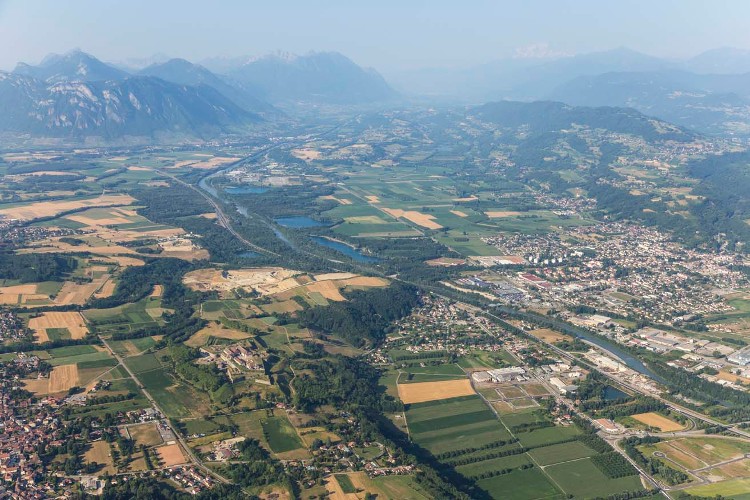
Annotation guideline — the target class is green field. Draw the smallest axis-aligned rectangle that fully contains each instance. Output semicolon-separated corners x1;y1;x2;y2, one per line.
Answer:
124;353;163;373
685;478;750;499
48;351;112;366
406;396;512;455
528;441;596;466
455;452;531;477
477;467;563;500
262;416;305;453
134;367;207;418
515;425;582;448
334;474;356;494
544;458;643;498
47;345;97;358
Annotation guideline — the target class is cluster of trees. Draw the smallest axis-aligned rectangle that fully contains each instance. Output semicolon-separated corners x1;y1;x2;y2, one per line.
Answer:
648;361;750;421
444;446;527;467
434;438;519;460
510;420;554;433
292;354;389;413
590;451;639;479
467;462;535;481
227;183;337;219
297;282;419;346
216;438;296;494
164;344;233;404
0;252;76;282
96;476;246;499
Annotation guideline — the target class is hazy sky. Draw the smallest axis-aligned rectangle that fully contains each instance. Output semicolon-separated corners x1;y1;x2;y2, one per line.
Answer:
2;0;750;72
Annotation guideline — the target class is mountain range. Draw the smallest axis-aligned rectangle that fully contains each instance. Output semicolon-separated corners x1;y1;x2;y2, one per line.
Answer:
389;47;750;136
0;50;398;142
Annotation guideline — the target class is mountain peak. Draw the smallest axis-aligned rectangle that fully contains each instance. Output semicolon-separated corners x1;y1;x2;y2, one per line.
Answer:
229;51;396;104
14;50;129;83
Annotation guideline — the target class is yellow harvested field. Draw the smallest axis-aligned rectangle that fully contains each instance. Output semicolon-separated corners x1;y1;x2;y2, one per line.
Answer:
186;323;251;347
0;194;134;221
305;281;346;301
326;474;354;500
127;423;163;447
292;148;322;160
170;156;238;170
320;195;352;205
29;311;89;341
199;212;217;219
48;364;80;393
339;276;389;287
0;284;41;304
383;208;443;229
24;242;138;256
22;377;51;395
94;279;116;299
366;195;381;203
155;444;187;466
67;214;131;225
345;215;386;224
453;196;478;202
426;257;466;267
528;328;571;343
54;279;109;305
151;284;164;297
84;441;116;474
106;256;145;267
127;166;152;171
315;272;358;281
398;379;475;404
632;412;684;431
485;211;522;218
450;210;468;217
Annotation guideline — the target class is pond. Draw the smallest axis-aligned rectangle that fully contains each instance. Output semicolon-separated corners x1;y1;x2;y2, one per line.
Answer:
311;236;380;263
603;386;629;401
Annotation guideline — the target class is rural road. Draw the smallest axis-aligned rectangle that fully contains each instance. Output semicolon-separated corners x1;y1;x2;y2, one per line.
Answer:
97;335;231;485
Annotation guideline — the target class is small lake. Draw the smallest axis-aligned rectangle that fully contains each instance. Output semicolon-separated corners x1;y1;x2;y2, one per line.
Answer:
275;216;327;228
311;236;380;263
603;386;629;401
225;186;268;194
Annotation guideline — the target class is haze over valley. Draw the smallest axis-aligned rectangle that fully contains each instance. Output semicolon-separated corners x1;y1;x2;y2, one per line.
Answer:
2;2;750;499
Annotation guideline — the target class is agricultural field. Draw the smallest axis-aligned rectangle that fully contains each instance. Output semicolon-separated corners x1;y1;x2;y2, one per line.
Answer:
29;311;89;342
544;458;643;498
126;422;163;447
83;296;166;335
325;472;431;500
404;396;513;455
638;436;750;491
261;415;308;458
397;378;475;404
630;412;684;431
0;194;135;222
